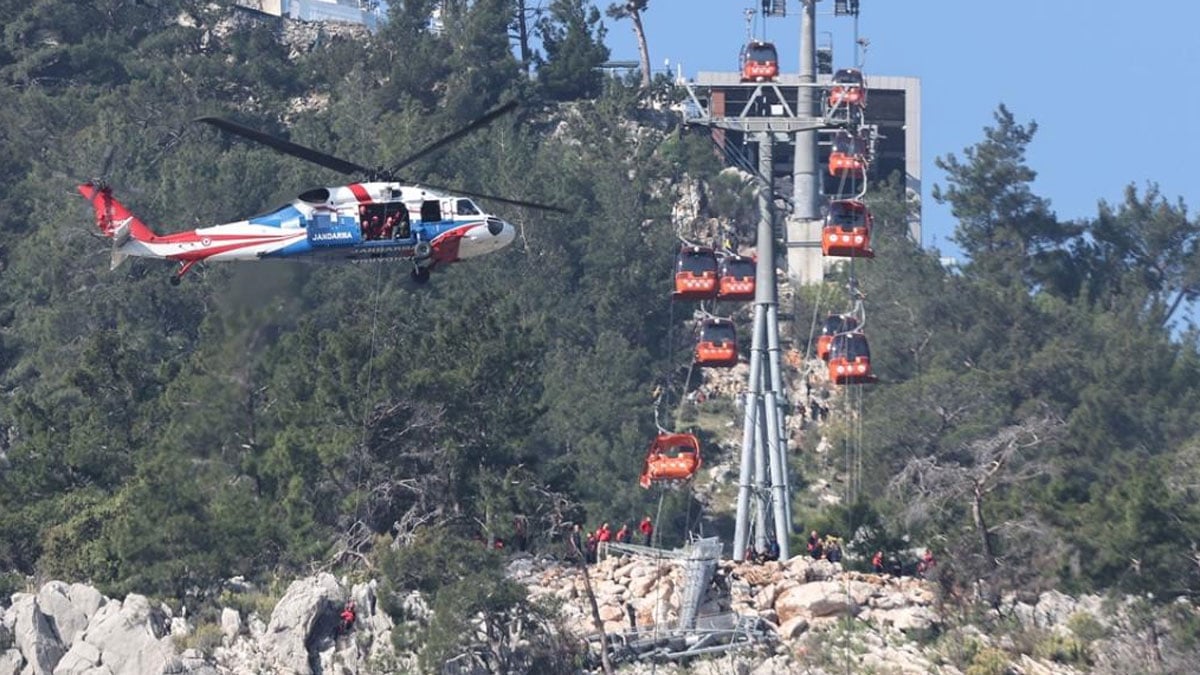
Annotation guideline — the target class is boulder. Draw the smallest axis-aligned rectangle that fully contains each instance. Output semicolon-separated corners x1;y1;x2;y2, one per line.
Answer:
777;615;809;640
774;581;859;623
1034;590;1078;628
36;582;88;649
51;640;101;675
872;606;939;633
259;573;344;675
66;585;104;624
219;608;241;645
11;593;65;675
598;604;624;623
79;594;172;675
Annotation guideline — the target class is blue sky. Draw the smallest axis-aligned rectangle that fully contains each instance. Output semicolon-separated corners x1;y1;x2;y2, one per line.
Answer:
600;0;1200;258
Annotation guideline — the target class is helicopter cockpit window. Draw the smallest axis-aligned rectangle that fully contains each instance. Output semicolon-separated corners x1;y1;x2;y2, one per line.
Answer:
456;199;480;216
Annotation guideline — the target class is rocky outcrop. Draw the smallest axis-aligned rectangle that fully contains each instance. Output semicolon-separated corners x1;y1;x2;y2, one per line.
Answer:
1;563;1195;674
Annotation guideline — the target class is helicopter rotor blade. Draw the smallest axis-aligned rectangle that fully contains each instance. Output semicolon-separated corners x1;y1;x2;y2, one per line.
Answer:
385;101;520;177
419;181;568;214
196;116;372;176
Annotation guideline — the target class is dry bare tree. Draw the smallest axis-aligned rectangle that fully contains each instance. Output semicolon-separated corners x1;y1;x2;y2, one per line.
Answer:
890;413;1065;600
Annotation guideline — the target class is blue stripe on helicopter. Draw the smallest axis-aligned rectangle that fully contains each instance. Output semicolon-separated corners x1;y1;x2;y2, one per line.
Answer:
249;205;305;228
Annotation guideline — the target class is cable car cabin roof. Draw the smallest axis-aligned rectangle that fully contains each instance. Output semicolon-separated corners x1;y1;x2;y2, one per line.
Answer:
829;332;871;360
832;68;864;85
647;432;700;456
742;41;778;61
676;246;718;274
719;255;755;278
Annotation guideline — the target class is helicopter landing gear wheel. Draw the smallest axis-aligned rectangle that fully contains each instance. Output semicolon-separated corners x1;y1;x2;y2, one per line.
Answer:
413;240;432;260
411;266;431;284
169;275;182;287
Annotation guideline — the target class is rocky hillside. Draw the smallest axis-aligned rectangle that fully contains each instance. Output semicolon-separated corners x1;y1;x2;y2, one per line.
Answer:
3;549;1195;674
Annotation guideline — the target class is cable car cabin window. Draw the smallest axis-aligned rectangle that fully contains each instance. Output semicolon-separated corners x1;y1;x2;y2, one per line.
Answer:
832;132;865;155
832;68;863;86
700;321;736;344
817;315;858;360
677;247;718;275
828;202;867;228
745;43;777;63
456;199;480;216
720;256;755;278
830;333;871;360
821;314;859;336
420;200;442;223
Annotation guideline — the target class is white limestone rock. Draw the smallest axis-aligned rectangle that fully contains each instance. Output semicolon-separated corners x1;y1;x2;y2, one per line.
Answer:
0;649;24;675
35;582;88;650
78;594;171;675
258;573;343;675
11;593;65;675
51;640;101;675
219;608;241;645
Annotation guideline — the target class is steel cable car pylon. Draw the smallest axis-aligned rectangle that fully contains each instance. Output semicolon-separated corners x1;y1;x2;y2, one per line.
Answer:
732;132;792;562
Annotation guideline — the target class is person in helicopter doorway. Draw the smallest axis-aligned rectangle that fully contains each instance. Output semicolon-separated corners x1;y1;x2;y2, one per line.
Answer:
338;600;357;635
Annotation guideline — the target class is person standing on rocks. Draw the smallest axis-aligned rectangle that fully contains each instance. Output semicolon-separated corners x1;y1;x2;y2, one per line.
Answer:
639;515;654;545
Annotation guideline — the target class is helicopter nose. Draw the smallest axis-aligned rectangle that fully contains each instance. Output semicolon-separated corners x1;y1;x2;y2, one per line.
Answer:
458;217;516;259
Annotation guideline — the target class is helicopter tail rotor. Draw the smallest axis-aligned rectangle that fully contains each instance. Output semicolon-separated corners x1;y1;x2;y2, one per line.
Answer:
76;183;156;269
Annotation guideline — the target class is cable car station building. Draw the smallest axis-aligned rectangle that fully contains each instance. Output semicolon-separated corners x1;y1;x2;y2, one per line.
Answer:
682;71;921;285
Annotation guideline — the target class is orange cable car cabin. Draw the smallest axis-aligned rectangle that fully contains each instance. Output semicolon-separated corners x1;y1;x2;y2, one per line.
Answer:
828;130;867;177
822;199;875;258
639;432;703;488
828;331;876;385
816;314;859;361
828;68;866;109
740;40;779;82
695;318;739;368
673;245;719;300
717;254;756;301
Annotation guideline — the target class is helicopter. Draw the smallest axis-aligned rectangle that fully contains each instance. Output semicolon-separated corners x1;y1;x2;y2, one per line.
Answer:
77;101;564;285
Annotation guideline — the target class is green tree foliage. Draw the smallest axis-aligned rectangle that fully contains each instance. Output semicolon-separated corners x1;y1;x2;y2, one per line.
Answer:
535;0;610;101
934;105;1079;289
